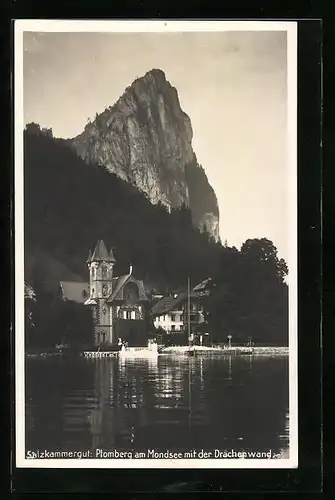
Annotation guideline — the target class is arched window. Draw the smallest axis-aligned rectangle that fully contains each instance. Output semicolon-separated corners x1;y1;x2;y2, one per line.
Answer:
101;265;108;280
123;282;139;303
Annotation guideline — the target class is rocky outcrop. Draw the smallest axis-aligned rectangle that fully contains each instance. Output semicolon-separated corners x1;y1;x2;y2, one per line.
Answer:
70;69;220;240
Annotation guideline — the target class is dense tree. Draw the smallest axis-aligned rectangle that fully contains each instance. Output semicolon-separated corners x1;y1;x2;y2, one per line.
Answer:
241;238;288;283
24;127;288;348
26;291;94;350
24;127;220;292
202;240;289;346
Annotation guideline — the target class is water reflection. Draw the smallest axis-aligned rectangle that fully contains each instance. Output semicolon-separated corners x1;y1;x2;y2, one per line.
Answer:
26;355;289;456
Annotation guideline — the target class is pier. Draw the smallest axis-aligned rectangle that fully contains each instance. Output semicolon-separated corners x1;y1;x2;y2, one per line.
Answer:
83;351;119;358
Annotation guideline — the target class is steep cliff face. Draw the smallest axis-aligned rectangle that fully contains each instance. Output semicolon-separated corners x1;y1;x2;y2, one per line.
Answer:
70;69;220;240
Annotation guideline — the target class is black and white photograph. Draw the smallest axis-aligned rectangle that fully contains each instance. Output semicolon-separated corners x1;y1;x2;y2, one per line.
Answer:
15;20;297;468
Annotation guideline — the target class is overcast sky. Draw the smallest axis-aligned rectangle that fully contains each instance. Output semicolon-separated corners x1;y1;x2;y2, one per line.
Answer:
23;29;290;263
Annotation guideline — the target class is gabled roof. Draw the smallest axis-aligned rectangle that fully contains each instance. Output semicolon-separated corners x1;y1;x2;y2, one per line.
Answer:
108;274;130;302
107;274;148;302
151;296;178;315
90;240;116;262
193;277;212;292
109;248;116;261
60;281;89;303
151;290;198;316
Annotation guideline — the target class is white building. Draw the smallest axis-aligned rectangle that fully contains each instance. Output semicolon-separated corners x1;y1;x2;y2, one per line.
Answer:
151;280;210;334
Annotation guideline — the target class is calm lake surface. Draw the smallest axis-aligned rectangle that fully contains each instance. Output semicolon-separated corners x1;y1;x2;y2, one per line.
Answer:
25;355;289;458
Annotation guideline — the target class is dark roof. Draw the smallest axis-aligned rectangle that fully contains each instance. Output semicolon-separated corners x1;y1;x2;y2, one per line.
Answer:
151;296;179;315
109;248;116;260
60;281;89;303
108;274;148;302
108;274;130;301
90;240;116;262
193;278;212;291
151;290;198;316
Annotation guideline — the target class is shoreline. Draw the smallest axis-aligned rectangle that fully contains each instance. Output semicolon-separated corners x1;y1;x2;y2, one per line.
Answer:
161;345;289;356
25;345;289;358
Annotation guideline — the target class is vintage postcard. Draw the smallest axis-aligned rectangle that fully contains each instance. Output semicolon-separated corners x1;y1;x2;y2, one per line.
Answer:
14;20;298;469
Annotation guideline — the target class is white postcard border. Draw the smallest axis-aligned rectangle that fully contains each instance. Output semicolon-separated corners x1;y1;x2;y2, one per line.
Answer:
14;19;298;469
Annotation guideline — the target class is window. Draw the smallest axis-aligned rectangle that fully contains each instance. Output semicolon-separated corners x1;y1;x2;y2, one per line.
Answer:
101;265;108;279
123;311;127;320
92;288;95;297
131;310;136;320
123;282;139;302
171;314;176;322
171;325;175;331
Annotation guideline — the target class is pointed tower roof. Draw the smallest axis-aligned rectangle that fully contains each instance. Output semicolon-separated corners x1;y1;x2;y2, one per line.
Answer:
91;240;116;262
109;248;116;262
86;248;92;264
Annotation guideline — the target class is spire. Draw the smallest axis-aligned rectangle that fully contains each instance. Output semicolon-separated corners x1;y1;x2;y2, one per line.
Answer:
86;248;92;264
91;240;115;262
109;248;116;262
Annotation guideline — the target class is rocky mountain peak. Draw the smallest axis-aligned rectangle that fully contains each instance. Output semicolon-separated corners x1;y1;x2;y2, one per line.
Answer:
70;69;220;241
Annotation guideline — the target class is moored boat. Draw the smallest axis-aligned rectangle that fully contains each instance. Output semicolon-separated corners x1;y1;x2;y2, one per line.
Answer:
118;342;161;359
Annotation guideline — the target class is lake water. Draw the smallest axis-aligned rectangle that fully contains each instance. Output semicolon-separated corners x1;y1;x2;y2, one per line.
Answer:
25;354;289;459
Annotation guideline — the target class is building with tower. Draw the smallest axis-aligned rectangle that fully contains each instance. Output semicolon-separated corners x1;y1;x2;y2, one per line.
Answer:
84;240;149;347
